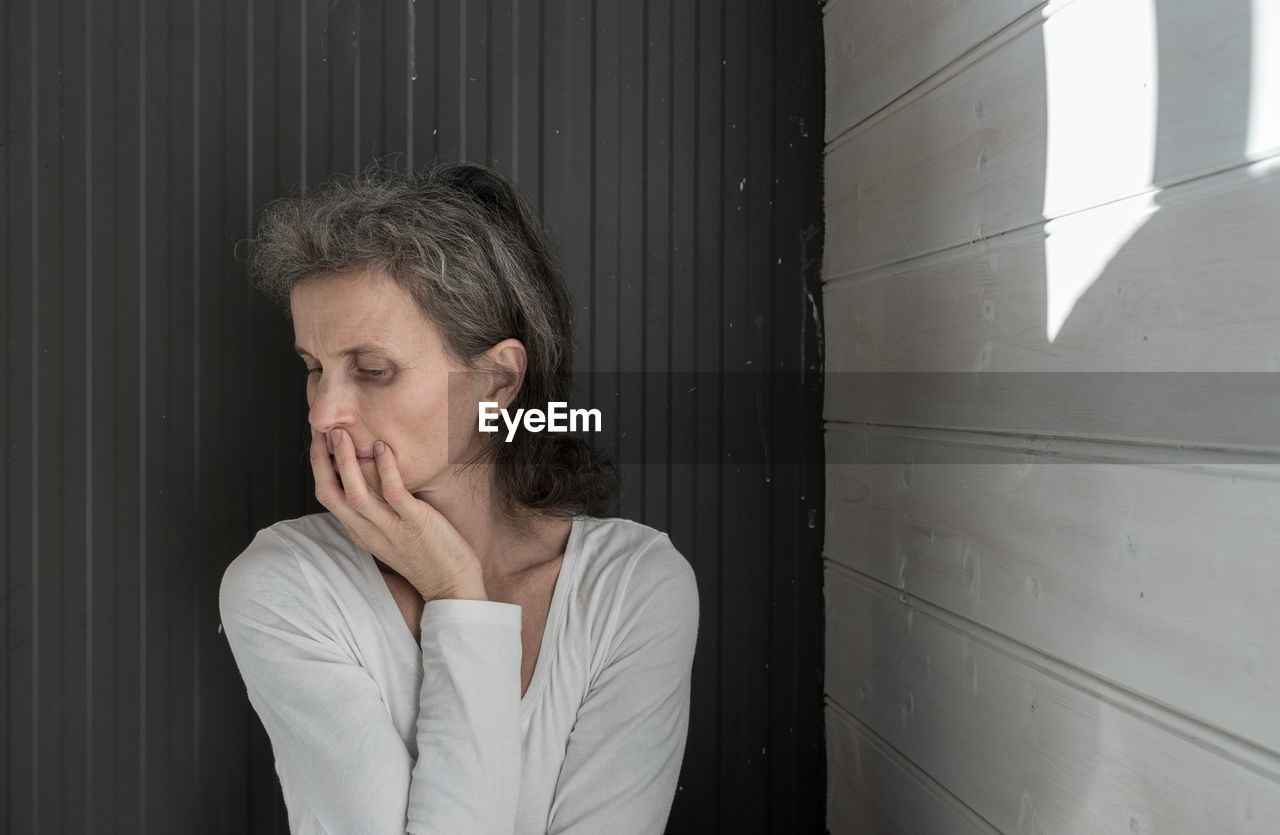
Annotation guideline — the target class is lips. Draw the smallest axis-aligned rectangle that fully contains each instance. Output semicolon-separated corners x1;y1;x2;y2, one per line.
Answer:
328;452;376;463
321;431;376;462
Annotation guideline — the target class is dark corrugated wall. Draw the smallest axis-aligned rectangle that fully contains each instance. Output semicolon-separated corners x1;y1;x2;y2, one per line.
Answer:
1;0;825;832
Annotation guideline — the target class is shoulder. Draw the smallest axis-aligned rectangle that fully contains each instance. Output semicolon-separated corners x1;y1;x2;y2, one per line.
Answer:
570;517;699;655
573;516;696;593
218;513;365;624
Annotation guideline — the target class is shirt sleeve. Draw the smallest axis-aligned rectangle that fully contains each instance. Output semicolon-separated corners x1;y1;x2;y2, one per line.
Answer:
218;528;523;835
545;538;700;834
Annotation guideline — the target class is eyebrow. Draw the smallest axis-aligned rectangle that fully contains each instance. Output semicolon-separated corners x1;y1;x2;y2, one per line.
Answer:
293;343;396;359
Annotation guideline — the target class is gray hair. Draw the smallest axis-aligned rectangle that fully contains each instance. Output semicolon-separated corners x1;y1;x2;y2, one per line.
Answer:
248;161;617;517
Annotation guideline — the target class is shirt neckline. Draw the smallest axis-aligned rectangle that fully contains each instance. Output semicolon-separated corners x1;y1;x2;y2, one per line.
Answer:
521;516;582;716
364;515;585;714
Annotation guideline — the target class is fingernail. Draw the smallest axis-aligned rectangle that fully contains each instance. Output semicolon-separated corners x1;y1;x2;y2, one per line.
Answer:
374;440;385;456
329;429;340;446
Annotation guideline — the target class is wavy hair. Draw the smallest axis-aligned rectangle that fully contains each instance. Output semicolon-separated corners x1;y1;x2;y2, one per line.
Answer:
248;161;617;518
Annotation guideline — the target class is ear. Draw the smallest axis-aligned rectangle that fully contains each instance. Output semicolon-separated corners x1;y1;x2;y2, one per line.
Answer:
483;338;527;408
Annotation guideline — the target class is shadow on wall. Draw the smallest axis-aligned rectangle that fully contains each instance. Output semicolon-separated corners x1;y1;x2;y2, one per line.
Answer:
1033;0;1258;830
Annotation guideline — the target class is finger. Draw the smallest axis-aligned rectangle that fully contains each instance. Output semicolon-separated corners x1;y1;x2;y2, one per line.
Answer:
309;427;345;507
316;428;392;551
310;430;376;551
372;440;417;518
329;429;396;524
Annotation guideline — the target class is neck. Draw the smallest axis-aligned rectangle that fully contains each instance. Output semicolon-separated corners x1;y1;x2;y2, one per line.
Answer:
413;461;571;583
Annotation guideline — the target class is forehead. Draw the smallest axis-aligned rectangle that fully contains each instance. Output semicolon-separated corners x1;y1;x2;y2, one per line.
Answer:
289;269;439;356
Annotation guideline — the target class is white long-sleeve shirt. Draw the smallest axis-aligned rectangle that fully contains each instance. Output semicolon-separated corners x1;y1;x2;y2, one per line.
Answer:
218;513;699;834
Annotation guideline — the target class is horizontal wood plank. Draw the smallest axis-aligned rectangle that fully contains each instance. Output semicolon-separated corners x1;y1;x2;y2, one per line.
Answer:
823;0;1040;141
827;703;995;835
824;0;1272;279
826;564;1280;833
826;424;1280;757
826;163;1280;373
824;366;1280;450
823;167;1280;449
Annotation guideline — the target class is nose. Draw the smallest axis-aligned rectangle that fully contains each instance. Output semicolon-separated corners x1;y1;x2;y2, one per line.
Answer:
307;374;357;436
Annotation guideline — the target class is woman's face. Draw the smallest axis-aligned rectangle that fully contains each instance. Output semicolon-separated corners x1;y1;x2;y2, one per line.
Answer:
290;268;484;499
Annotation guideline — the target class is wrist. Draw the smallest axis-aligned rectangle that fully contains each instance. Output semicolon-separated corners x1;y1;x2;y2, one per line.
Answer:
446;575;489;601
413;564;488;602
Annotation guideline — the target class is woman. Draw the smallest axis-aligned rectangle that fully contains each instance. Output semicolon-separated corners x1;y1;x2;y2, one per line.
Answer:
218;162;699;834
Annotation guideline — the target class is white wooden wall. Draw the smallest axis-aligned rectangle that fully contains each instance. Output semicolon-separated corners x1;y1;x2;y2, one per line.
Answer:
822;0;1280;831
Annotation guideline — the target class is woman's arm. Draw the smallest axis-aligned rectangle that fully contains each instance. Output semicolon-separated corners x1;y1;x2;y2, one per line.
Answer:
545;540;700;834
225;427;525;832
220;531;523;834
411;598;523;832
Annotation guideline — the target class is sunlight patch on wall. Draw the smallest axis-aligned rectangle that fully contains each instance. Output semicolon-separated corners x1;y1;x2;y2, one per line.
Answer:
1042;0;1159;342
1247;0;1280;170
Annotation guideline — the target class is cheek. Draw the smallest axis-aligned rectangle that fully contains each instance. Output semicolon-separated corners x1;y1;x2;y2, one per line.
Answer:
387;391;447;447
402;393;468;465
444;373;488;427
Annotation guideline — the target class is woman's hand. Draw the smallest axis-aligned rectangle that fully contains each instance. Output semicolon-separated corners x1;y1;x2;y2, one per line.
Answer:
310;427;488;602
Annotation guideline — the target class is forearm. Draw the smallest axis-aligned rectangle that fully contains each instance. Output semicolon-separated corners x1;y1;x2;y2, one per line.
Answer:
408;598;524;834
222;527;524;835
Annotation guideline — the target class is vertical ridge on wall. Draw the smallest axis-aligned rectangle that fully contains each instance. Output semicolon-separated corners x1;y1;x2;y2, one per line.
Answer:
137;0;150;827
185;0;205;819
27;1;43;830
2;1;825;831
0;0;10;822
82;0;97;820
85;3;110;826
641;0;669;528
